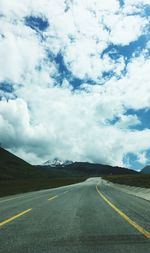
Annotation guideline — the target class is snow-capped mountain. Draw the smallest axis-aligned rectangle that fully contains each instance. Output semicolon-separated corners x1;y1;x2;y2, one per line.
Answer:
43;158;73;167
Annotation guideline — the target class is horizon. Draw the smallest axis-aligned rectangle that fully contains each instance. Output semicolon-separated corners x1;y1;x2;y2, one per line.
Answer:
0;146;146;172
0;0;150;170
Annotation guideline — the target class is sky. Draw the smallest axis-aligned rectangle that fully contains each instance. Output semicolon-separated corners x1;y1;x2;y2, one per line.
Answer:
0;0;150;170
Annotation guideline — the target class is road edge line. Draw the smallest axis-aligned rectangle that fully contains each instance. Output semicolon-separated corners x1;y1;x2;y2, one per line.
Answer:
96;183;150;239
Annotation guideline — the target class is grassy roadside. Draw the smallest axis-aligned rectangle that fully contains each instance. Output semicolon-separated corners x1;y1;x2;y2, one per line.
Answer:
0;177;87;197
103;174;150;188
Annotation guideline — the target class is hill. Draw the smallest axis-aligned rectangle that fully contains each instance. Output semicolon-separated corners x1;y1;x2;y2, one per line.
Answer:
141;166;150;174
37;162;137;178
0;148;86;196
0;147;137;180
0;147;48;180
0;147;137;197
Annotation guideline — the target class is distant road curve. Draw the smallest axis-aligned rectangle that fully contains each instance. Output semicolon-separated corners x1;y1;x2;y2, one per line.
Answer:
0;178;150;253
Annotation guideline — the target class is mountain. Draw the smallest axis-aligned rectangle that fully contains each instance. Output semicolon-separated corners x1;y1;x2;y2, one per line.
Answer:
0;147;137;180
0;147;48;180
141;166;150;174
0;148;83;197
44;158;73;167
0;147;138;197
38;161;138;178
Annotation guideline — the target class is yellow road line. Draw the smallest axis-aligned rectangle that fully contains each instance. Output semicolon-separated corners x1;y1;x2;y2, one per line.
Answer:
48;195;58;201
96;183;150;240
0;208;32;227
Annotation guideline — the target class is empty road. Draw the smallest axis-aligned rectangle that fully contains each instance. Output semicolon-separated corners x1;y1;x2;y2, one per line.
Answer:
0;178;150;253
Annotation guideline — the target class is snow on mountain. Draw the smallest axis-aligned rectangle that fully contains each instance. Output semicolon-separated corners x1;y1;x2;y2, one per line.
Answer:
43;158;73;167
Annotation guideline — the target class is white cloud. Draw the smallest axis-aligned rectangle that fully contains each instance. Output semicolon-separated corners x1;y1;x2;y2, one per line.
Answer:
104;55;150;110
125;0;150;6
115;115;141;128
137;152;148;165
123;130;150;155
0;0;150;169
107;15;147;46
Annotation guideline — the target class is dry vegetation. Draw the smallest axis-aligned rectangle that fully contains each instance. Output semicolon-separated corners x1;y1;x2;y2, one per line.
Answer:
103;174;150;188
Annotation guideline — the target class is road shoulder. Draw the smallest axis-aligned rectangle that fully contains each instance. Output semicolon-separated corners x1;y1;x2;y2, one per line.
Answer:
101;179;150;202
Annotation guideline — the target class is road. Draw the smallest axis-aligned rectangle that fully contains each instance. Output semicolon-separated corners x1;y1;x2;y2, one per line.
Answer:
0;178;150;253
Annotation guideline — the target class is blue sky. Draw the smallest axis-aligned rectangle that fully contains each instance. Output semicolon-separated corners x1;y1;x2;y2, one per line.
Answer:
25;16;49;32
126;109;150;130
0;81;14;93
124;150;150;171
0;0;150;170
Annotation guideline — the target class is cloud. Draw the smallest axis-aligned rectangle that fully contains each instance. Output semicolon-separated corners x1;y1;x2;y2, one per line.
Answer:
115;115;141;128
0;0;150;169
105;15;148;46
137;152;148;165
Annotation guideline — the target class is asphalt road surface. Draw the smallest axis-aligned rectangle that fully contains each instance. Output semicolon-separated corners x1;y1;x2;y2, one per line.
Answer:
0;178;150;253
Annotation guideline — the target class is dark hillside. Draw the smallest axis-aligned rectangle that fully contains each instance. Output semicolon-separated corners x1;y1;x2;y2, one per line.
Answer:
103;174;150;188
141;166;150;174
37;162;137;178
0;147;138;197
0;147;48;180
